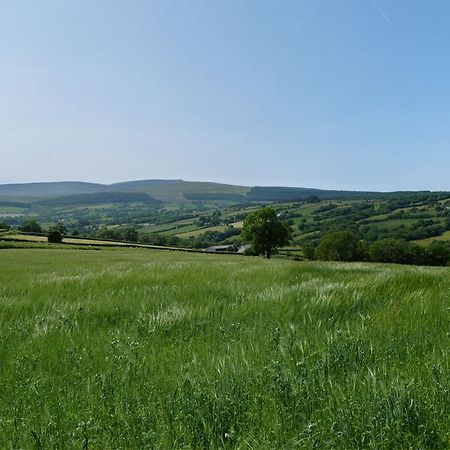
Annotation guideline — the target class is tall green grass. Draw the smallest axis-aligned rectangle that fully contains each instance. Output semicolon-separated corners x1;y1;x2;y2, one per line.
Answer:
0;248;449;448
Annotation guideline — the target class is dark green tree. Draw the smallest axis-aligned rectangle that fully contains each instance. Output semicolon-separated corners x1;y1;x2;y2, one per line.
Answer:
123;226;139;242
97;226;119;240
305;195;320;204
369;238;425;265
20;218;42;233
53;222;67;235
47;229;62;243
241;207;292;259
316;231;367;262
425;240;450;266
302;242;316;260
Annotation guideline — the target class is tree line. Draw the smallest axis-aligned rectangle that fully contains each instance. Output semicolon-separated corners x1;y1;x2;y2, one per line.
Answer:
309;231;450;266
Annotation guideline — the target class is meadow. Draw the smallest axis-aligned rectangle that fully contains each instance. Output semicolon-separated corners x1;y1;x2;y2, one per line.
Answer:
1;248;450;448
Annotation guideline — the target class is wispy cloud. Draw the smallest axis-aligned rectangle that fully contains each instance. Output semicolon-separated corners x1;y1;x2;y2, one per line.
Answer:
371;0;392;24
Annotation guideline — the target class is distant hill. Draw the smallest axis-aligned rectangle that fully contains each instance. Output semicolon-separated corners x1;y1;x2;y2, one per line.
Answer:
34;192;161;207
246;186;448;202
246;186;385;201
106;179;250;202
110;179;182;189
0;180;250;203
0;179;446;205
0;181;107;198
0;200;31;208
183;192;246;202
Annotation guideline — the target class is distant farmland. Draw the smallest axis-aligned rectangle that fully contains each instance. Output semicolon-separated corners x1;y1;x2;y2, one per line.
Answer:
0;180;449;251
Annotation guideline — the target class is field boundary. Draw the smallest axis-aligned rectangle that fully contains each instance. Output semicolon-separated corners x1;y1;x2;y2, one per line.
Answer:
0;235;246;255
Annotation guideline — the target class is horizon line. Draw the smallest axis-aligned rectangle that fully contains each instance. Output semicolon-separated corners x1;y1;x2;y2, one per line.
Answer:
0;178;448;194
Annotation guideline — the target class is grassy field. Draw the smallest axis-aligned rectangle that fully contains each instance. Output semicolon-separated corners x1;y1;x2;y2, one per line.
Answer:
4;234;132;246
0;234;207;254
0;206;24;214
1;248;450;448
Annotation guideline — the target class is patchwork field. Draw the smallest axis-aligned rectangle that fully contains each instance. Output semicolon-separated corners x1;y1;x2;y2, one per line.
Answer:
1;248;450;448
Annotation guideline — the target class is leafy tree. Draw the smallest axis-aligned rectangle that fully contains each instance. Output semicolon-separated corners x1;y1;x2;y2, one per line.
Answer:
369;238;426;265
0;222;10;231
198;210;221;227
20;218;42;233
241;207;292;258
97;226;120;240
123;226;138;242
52;222;67;235
316;231;367;262
47;229;62;243
425;241;450;266
302;242;316;260
445;217;450;231
143;233;168;246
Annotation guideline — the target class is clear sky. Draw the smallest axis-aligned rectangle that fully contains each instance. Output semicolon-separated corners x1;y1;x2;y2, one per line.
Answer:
1;1;449;191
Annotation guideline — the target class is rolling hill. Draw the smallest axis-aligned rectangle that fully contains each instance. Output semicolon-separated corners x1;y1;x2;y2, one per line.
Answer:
0;179;251;203
0;181;107;198
33;192;161;207
1;179;446;204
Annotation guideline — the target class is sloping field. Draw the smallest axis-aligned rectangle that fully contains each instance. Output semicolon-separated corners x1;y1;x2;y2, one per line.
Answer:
3;234;132;245
1;249;450;448
175;221;244;238
416;230;450;245
0;181;106;197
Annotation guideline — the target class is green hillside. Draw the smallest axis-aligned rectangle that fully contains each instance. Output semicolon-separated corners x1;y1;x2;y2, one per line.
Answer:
4;179;438;204
246;186;382;201
34;191;161;207
1;247;450;447
0;181;107;197
0;180;251;203
110;180;252;202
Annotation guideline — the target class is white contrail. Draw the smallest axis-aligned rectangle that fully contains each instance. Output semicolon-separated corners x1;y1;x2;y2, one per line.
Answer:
371;0;392;24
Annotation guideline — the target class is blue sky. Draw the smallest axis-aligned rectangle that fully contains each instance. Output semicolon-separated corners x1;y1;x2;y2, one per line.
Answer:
1;1;449;191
